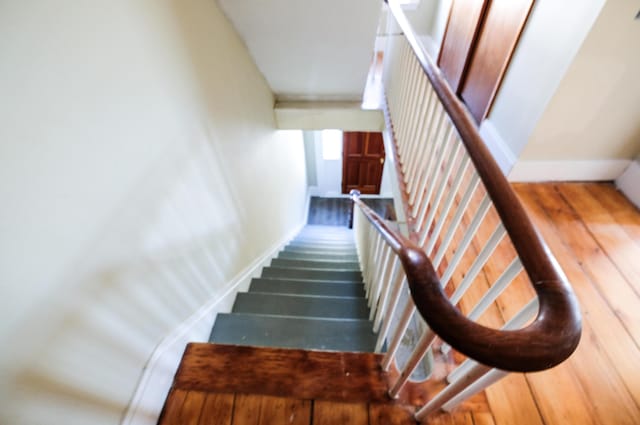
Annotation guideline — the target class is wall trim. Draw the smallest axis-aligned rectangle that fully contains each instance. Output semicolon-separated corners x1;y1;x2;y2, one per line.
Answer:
616;160;640;209
508;159;631;182
478;119;517;176
121;223;302;425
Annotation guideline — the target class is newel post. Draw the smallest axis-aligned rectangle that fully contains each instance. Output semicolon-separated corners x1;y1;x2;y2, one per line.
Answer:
348;189;361;228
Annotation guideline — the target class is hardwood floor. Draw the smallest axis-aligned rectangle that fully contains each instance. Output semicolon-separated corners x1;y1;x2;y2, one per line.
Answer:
160;183;640;424
512;183;640;425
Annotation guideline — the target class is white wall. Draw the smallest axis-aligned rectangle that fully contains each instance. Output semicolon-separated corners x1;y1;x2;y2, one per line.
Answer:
484;0;606;161
312;132;344;197
616;157;640;209
0;1;307;424
520;0;640;161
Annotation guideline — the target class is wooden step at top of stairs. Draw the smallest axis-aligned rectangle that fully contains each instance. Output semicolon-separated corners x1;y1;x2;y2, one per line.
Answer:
261;266;362;282
232;292;370;319
160;344;489;424
172;344;390;402
271;258;361;271
249;278;365;297
277;250;359;262
209;313;377;352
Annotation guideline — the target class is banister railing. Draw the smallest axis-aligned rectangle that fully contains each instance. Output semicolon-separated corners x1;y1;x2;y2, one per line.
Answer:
350;0;581;420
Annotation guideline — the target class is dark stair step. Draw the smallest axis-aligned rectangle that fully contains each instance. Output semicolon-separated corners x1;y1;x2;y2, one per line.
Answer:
210;313;377;352
277;250;359;262
261;266;362;282
283;245;357;255
271;258;360;271
289;239;355;248
232;292;369;319
249;278;365;297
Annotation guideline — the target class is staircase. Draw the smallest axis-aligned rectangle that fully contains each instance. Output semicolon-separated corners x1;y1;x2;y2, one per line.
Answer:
209;225;378;352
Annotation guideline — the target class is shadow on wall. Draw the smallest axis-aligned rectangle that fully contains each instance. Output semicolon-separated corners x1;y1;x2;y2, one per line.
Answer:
1;0;306;423
7;138;248;424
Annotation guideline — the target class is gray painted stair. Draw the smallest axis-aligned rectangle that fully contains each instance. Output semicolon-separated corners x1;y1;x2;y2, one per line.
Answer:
211;314;377;352
261;266;362;282
277;250;358;262
270;258;361;270
249;278;365;297
209;225;377;352
233;293;370;319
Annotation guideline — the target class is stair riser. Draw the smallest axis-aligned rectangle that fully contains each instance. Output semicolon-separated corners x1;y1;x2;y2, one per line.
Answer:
233;293;369;319
287;245;356;253
289;240;356;248
284;245;357;255
277;251;359;262
271;258;360;271
210;314;377;352
262;267;362;282
249;279;365;297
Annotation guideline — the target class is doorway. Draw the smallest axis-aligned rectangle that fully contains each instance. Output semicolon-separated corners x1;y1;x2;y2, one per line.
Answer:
341;132;386;195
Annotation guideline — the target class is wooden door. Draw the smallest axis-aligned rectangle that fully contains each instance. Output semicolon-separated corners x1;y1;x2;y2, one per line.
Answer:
439;0;534;122
438;0;488;93
459;0;535;122
341;132;385;195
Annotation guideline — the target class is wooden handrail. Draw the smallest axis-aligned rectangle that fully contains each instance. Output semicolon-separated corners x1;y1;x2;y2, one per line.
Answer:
352;193;579;372
355;0;581;373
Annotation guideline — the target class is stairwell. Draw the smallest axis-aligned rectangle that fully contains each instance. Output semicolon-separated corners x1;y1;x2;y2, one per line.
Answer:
209;224;378;352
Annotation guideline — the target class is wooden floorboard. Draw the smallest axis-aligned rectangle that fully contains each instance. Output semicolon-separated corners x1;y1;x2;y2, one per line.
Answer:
159;183;640;425
515;183;640;425
174;344;391;403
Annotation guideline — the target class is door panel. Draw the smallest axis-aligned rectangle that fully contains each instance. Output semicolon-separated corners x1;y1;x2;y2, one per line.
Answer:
459;0;534;122
342;132;385;195
438;0;487;92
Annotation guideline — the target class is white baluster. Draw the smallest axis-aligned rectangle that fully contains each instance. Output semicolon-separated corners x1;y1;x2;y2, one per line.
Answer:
466;258;523;321
389;327;437;398
446;299;538;383
413;124;456;229
449;223;506;305
407;107;446;209
381;299;416;371
373;256;401;331
375;273;407;352
416;135;462;233
419;154;470;249
414;363;492;420
439;195;491;286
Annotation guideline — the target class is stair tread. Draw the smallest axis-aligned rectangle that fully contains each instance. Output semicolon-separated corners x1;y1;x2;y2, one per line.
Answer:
271;258;360;270
210;313;377;352
233;292;369;319
262;266;362;282
277;250;358;261
249;278;365;297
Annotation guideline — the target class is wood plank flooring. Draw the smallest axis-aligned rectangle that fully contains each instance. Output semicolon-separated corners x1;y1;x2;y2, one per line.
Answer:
160;183;640;425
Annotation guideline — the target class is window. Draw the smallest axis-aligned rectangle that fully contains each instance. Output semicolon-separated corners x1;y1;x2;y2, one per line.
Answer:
321;130;342;160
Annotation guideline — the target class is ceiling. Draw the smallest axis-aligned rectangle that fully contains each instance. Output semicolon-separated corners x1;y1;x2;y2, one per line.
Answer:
217;0;381;102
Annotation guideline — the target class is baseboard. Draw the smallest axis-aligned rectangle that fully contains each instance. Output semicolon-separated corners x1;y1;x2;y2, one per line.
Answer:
478;119;517;176
121;224;302;425
616;160;640;208
508;159;631;182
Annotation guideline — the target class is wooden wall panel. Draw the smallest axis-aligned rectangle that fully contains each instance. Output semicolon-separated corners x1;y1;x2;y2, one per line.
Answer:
459;0;535;122
438;0;487;92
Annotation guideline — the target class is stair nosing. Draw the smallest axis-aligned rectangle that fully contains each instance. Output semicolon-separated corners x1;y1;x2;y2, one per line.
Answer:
218;312;373;323
241;291;364;301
